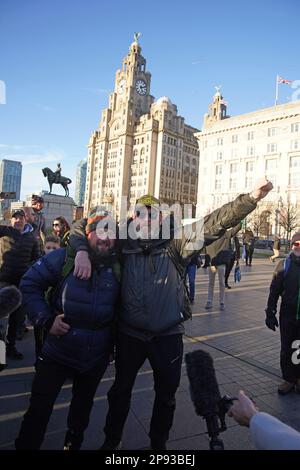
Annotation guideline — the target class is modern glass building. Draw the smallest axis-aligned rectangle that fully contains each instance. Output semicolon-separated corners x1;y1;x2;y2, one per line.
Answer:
0;159;22;216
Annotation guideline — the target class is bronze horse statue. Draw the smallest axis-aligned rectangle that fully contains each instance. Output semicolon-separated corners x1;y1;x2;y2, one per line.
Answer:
42;167;72;197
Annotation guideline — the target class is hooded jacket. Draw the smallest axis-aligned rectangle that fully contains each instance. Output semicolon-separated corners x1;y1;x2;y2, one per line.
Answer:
0;224;39;285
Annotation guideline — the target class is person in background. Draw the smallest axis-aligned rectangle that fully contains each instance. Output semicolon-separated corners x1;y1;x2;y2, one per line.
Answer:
225;228;241;289
16;206;40;340
243;228;255;266
185;254;201;304
31;195;46;256
52;216;70;247
228;390;300;450
265;232;300;395
43;235;61;255
0;209;39;359
205;224;241;311
270;235;281;263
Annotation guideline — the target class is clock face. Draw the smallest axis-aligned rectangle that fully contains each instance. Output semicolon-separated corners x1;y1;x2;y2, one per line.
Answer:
135;79;147;95
118;79;126;94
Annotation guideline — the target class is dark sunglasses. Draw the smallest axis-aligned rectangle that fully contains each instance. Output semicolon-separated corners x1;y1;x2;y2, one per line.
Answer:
52;223;60;227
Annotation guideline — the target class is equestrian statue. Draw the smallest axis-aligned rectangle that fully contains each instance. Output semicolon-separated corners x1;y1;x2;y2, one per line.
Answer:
42;163;72;197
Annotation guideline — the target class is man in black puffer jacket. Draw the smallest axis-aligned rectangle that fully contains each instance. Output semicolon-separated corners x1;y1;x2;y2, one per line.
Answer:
0;209;39;359
70;178;273;450
15;211;120;450
265;232;300;395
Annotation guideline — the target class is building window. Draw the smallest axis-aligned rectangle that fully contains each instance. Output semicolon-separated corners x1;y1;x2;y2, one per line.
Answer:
215;179;221;191
247;131;254;140
231;148;238;158
290;155;300;169
291;140;300;150
246;161;254;172
229;178;237;190
230;162;238;173
216;137;223;146
245;176;253;189
216;151;223;160
267;143;277;153
247;146;255;156
291;123;300;133
215;164;222;175
265;159;277;171
289;156;300;187
268;127;277;137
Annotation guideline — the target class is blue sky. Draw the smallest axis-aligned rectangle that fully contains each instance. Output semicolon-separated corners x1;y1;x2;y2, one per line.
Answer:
0;0;299;199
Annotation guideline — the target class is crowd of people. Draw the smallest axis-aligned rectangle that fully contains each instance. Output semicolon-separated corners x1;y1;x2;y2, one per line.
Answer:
1;178;300;450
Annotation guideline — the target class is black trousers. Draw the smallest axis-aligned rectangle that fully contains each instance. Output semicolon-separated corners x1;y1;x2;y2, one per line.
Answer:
104;332;183;446
6;305;25;348
225;257;235;285
280;316;300;382
245;247;254;265
15;358;107;449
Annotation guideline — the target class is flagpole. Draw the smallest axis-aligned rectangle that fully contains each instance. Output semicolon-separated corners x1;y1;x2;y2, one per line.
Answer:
275;74;279;106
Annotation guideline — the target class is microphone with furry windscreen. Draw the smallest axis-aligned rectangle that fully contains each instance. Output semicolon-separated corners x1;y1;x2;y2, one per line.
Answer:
0;286;22;319
185;349;235;450
0;286;22;372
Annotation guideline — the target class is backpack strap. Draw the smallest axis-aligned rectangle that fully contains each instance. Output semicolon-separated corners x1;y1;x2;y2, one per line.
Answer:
46;246;75;306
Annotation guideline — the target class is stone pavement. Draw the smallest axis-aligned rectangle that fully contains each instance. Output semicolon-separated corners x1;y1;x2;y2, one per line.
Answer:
1;257;300;451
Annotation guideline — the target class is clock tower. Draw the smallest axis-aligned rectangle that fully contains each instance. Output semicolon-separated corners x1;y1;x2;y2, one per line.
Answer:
84;34;199;219
112;33;154;131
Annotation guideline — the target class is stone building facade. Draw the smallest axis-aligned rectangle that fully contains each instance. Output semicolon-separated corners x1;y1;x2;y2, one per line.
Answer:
84;36;199;219
195;91;300;234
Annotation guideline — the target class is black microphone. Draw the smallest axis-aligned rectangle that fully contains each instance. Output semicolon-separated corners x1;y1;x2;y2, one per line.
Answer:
0;286;22;319
185;349;234;450
185;349;221;416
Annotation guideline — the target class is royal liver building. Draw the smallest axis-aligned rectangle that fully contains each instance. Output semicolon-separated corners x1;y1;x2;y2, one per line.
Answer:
84;34;199;219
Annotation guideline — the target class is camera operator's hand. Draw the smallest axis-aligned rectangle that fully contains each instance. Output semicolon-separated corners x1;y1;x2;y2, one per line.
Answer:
228;390;259;427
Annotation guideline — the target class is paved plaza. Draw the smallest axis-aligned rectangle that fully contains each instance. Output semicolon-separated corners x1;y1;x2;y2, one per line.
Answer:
1;257;300;451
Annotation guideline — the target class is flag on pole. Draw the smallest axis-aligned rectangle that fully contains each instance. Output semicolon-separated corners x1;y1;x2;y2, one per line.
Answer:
277;76;292;85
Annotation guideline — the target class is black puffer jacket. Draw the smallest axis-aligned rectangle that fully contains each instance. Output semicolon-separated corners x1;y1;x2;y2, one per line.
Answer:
266;253;300;321
0;225;39;285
